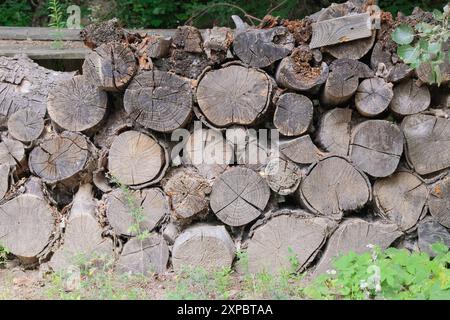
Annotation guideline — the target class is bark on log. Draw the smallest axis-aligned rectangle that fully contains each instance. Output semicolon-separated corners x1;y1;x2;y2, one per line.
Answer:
196;64;272;127
172;224;235;272
402;114;450;175
80;18;124;49
349;120;403;177
279;135;326;165
316;108;353;156
370;42;413;83
373;171;428;232
355;77;394;117
417;218;450;257
428;176;450;228
389;79;431;116
0;137;25;169
274;93;313;136
233;26;294;68
210;167;270;226
247;209;337;274
299;155;371;219
47;75;108;132
0;164;9;200
123;70;193;133
7;109;44;143
263;157;302;196
172;26;203;53
203;27;233;63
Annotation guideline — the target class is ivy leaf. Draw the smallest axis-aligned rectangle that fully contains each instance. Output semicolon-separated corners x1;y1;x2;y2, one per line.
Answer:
397;45;420;64
392;24;415;45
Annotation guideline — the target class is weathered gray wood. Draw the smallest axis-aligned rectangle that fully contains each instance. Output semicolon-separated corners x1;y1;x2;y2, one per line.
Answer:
124;70;193;133
355;77;394;117
373;171;428;232
196;64;271;127
428;176;450;228
389;79;430;116
7;109;44;143
172;224;235;272
172;26;203;53
247;209;337;274
233;26;294;68
210;167;270;226
0;138;25;169
310;13;372;49
402;114;450;175
417;218;450;257
350;120;403;177
264;157;302;195
299;156;371;219
0;164;9;200
316;108;353;156
274;93;313;136
370;42;413;83
203;27;233;63
279;135;326;165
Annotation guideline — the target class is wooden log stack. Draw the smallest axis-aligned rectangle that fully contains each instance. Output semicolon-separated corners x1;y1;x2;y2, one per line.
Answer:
0;0;449;276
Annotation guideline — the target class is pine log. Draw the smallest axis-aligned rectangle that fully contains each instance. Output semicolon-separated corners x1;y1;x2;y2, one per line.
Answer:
210;167;270;226
172;224;235;272
402;114;450;175
349;120;403;177
7;109;44;143
389;79;430;116
116;235;169;275
316;108;353;156
47;75;108;132
105;187;169;237
83;42;137;91
247;209;337;274
233;26;294;68
123;70;193;133
263;157;302;196
279;135;326;165
108;130;168;188
0;137;25;169
274;93;313;136
355;77;394;117
196;64;272;127
373;171;428;232
428;176;450;228
417;218;450;257
0;163;9;200
299;156;371;219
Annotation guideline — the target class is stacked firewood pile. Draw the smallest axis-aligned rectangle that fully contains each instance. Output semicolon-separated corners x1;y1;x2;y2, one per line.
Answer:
0;0;449;276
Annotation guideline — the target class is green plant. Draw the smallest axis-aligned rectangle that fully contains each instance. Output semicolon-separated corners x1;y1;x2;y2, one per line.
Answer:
0;244;9;268
391;7;449;85
48;0;66;49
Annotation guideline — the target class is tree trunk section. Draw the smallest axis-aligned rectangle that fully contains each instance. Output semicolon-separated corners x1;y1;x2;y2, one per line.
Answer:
428;176;450;228
7;109;44;143
389;79;430;116
274;93;313;136
263;157;302;196
316;107;353;156
0;137;25;170
355;77;393;117
417;217;450;257
279;135;327;165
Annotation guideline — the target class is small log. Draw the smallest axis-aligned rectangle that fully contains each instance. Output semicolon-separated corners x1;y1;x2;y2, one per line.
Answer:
263;157;302;196
428;176;450;228
316;108;353;156
162;167;211;222
203;27;233;63
210;167;271;226
389;79;431;116
273;93;313;136
402;114;450;175
279;135;326;165
49;184;114;272
247;209;337;274
417;218;450;257
312;219;402;277
0;137;25;169
355;77;394;117
83;42;137;91
0;164;9;200
196;64;272;127
299;156;371;219
108;130;168;188
146;36;172;58
124;70;193;133
373;171;428;232
349;120;403;177
105;187;169;237
7;109;44;143
47;75;108;132
172;224;235;272
233;26;294;68
116;235;169;275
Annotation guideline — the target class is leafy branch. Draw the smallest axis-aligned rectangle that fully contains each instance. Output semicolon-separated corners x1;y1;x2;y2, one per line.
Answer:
48;0;66;49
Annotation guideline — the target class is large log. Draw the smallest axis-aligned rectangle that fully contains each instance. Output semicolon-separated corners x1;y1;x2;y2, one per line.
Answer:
428;176;450;228
273;92;313;136
316;108;353;156
389;79;430;116
7;109;44;143
355;77;394;117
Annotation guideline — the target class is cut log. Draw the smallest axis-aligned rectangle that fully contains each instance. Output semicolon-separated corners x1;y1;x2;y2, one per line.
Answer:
196;64;271;127
349;120;403;177
312;219;402;277
49;184;114;272
108;130;168;188
29;131;96;185
316;108;353;156
402;114;450;175
233;26;294;68
169;49;212;79
279;135;326;165
123;70;193;133
370;42;413;83
417;218;450;257
373;171;428;232
320;58;374;107
83;42;137;91
428;176;450;228
389;79;431;116
203;27;233;63
263;157;302;195
247;209;337;274
7;109;44;142
47;75;108;132
274;93;313;136
162;168;211;222
210;167;270;226
172;224;235;272
355;77;394;117
80;18;124;49
146;36;172;58
105;187;169;237
299;156;371;219
0;137;25;169
0;164;9;200
116;235;169;275
172;26;203;53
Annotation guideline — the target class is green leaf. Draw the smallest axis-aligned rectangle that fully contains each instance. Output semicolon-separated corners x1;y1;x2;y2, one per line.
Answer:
397;45;420;64
432;9;444;21
429;42;442;55
392;24;415;45
416;23;433;34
